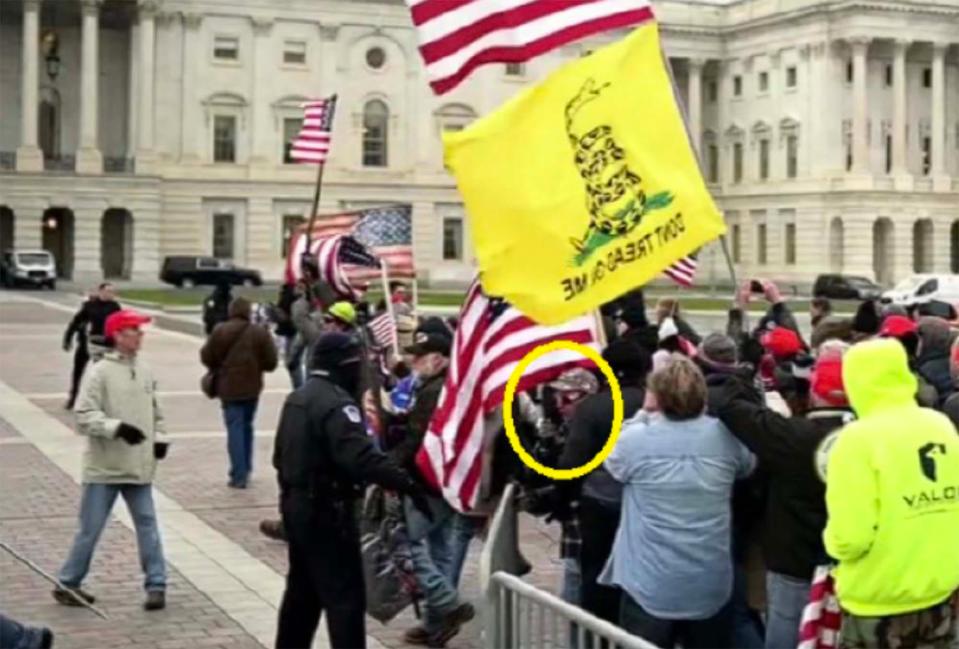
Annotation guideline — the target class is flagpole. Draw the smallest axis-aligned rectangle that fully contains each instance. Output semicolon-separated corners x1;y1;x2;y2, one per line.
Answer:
300;94;337;276
380;262;401;358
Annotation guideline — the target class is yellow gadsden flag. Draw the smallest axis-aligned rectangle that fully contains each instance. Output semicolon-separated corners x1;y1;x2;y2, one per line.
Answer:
444;22;725;325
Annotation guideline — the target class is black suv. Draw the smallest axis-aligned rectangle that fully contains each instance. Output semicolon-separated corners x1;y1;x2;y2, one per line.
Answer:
160;256;262;288
812;274;882;300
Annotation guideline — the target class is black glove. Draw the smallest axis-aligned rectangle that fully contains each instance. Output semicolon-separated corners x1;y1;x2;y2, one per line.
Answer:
63;339;72;352
115;422;146;445
408;486;434;523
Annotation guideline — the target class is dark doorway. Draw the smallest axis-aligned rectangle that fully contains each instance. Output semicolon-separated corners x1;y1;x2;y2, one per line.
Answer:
872;218;894;286
0;207;13;252
101;209;133;279
42;208;74;278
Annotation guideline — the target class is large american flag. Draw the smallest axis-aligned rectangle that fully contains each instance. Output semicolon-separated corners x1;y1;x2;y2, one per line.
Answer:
415;279;601;512
664;253;698;287
286;204;415;284
407;0;655;95
289;95;337;164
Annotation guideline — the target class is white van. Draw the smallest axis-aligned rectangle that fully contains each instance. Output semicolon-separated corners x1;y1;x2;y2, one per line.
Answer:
0;249;57;289
882;274;959;306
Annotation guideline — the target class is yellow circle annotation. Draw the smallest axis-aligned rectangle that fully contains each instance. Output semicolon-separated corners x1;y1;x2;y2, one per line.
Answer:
502;340;623;481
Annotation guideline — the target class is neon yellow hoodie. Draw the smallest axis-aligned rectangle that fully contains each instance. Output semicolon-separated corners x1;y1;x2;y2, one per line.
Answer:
824;338;959;617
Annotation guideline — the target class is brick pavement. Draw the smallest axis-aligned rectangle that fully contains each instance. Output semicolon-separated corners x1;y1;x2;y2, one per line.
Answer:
0;293;564;649
0;444;263;649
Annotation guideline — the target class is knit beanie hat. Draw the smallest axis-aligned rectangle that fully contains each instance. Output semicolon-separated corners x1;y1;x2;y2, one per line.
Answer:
698;333;738;367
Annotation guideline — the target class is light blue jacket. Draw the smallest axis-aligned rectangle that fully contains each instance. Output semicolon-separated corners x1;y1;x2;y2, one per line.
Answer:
600;411;754;620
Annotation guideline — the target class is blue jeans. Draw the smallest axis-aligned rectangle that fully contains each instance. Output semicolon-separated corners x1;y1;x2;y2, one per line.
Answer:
0;613;49;649
562;557;582;606
733;561;765;649
447;514;484;590
223;399;258;484
59;483;166;592
620;592;734;649
405;495;459;632
765;571;811;649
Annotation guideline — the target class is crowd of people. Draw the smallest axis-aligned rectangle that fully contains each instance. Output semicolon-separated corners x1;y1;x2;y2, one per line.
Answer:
4;272;959;649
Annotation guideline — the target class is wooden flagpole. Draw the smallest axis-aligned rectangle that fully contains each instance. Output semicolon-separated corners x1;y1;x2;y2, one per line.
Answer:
300;94;337;277
379;262;401;358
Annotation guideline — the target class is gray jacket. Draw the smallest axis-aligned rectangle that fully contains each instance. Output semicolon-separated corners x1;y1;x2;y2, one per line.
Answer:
75;352;166;484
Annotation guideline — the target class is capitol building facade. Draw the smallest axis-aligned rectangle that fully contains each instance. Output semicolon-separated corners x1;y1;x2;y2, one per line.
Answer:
0;0;957;286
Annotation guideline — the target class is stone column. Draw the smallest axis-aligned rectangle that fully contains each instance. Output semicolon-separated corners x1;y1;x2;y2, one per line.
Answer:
16;0;43;172
891;39;909;183
249;17;274;166
850;38;870;175
77;0;103;174
930;42;948;190
126;22;139;159
687;58;704;153
179;13;202;162
135;0;158;174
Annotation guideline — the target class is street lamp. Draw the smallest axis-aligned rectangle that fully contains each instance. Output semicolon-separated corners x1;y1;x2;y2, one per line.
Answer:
41;30;60;82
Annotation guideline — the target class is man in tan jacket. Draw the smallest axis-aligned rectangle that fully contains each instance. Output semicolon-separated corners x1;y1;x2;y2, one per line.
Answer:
201;297;278;488
54;309;169;611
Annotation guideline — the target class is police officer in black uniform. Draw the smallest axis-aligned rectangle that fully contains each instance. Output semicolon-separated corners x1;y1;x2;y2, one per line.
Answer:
273;332;429;649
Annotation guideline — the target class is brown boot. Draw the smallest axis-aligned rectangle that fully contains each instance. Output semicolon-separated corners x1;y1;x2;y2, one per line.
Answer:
403;625;431;646
144;590;166;611
259;519;286;541
52;586;96;607
428;603;475;648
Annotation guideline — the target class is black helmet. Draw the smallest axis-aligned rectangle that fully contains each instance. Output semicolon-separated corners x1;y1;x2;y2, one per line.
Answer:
311;332;362;372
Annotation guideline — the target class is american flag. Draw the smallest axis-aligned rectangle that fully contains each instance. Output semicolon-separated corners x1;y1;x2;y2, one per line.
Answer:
286;205;415;284
313;235;381;301
664;253;698;287
415;279;601;512
290;95;337;164
368;311;398;351
407;0;655;95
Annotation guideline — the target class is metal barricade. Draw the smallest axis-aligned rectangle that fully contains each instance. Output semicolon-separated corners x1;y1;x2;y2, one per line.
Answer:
480;483;658;649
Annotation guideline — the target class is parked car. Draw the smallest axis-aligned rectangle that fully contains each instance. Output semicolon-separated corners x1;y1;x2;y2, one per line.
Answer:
882;274;959;307
812;274;883;300
160;256;262;288
0;249;57;289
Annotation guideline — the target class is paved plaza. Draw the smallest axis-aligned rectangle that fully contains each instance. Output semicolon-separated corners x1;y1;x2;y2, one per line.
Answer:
0;291;564;649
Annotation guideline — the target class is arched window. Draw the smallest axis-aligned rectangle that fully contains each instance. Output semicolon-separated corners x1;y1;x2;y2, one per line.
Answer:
362;100;389;167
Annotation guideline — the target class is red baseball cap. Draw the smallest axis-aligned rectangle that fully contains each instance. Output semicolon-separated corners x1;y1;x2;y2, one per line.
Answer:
810;354;847;407
761;327;803;359
879;315;918;339
104;309;152;340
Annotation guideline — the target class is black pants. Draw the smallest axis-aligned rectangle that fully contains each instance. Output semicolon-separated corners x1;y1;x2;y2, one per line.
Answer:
579;496;622;624
275;494;366;649
68;344;90;407
620;593;734;649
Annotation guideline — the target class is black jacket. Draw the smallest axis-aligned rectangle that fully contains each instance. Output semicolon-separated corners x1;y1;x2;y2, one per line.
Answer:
713;377;853;580
389;370;445;476
558;386;645;507
702;366;767;564
203;287;232;336
64;298;121;346
917;351;953;406
273;373;416;500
